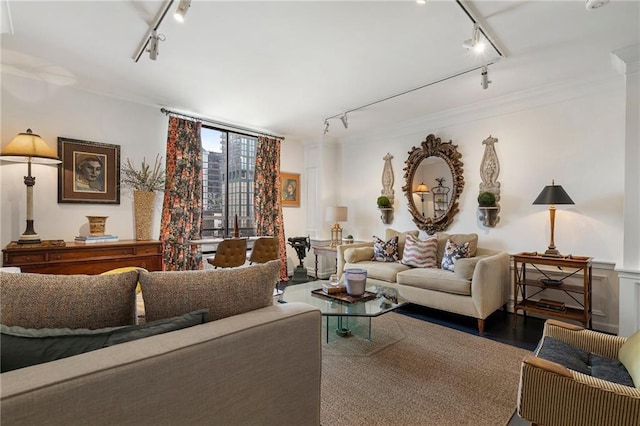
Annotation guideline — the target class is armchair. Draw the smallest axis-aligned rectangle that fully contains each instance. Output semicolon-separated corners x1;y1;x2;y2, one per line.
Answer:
518;319;640;426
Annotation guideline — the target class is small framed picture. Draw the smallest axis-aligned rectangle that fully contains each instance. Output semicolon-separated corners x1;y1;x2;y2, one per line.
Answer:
58;137;120;204
280;172;300;207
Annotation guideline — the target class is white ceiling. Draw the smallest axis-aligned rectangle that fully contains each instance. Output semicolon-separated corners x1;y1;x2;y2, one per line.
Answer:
1;1;638;142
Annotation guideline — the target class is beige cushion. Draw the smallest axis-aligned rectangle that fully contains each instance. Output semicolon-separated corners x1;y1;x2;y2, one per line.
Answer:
344;247;374;263
385;228;419;259
397;268;471;296
344;261;409;283
454;256;487;280
0;271;139;329
401;234;438;268
436;233;479;264
140;260;280;322
619;329;640;388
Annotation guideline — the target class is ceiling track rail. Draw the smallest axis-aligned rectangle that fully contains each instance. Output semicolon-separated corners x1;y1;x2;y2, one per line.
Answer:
323;1;505;124
133;0;175;63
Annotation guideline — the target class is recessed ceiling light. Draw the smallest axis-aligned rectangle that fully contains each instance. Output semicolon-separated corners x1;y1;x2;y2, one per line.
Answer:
585;0;610;10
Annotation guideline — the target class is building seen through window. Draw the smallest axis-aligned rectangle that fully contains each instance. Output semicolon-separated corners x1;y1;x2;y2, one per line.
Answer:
201;126;257;238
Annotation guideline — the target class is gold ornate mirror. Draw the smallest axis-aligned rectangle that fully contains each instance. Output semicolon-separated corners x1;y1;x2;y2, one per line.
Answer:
402;134;465;234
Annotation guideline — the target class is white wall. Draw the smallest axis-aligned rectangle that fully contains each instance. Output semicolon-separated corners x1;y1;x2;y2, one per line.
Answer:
335;76;626;263
313;75;627;332
1;73;305;276
2;73;168;245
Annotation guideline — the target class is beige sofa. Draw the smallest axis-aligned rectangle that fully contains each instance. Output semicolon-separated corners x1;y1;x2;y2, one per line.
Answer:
337;230;510;334
1;261;322;425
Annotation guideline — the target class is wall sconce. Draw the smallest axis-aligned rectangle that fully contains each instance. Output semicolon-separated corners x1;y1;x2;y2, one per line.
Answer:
533;180;574;257
0;129;61;244
326;206;348;248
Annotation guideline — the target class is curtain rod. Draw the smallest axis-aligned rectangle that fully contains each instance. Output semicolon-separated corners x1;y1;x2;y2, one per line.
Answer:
160;108;285;141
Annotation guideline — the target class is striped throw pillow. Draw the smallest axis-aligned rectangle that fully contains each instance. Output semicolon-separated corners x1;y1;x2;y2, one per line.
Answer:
401;234;438;268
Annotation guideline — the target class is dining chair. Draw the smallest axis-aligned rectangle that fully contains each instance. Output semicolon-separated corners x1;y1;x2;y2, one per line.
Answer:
248;237;280;264
206;238;247;268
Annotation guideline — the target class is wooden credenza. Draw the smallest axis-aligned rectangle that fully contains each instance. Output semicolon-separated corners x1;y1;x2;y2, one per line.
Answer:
2;240;163;275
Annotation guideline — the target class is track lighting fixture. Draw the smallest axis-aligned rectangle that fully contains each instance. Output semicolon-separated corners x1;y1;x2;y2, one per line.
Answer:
323;120;330;135
481;65;491;89
174;0;191;22
147;30;165;60
340;113;349;129
462;24;485;54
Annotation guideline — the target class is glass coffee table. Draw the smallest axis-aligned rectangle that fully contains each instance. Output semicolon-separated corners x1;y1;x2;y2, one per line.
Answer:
278;280;406;342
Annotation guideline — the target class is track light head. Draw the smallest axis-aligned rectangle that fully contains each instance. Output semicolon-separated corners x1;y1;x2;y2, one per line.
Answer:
323;120;330;135
147;30;166;60
340;113;348;129
481;65;491;90
462;24;486;53
174;0;191;22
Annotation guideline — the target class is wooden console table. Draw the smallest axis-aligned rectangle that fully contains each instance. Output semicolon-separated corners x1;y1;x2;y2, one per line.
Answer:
2;240;163;275
513;252;593;328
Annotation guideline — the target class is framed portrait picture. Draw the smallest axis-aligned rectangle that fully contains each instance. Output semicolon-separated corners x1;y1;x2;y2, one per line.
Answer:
57;137;120;204
280;172;300;207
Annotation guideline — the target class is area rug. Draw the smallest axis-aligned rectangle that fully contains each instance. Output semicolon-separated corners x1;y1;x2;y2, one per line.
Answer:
321;312;528;426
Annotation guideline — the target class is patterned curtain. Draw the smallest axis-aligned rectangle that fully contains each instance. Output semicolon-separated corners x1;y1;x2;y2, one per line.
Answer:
160;116;203;271
255;136;288;281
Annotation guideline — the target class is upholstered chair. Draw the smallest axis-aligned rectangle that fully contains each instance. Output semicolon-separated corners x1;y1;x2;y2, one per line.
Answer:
248;237;279;264
518;319;640;426
207;238;247;268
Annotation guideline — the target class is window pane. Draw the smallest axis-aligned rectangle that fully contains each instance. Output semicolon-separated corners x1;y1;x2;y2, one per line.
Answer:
201;127;256;238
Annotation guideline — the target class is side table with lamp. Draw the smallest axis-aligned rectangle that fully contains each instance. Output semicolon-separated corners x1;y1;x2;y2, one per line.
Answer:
513;180;592;328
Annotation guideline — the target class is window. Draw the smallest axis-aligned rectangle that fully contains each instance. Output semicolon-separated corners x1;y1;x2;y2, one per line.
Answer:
201;126;257;238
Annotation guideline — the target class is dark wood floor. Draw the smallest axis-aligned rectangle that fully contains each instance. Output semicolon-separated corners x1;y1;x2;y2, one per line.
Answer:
395;303;545;351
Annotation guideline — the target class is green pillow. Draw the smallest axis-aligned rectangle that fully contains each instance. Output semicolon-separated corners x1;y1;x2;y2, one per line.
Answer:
619;329;640;388
1;309;209;373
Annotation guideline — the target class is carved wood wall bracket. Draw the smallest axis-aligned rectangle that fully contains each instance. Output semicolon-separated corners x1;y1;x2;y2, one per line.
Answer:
479;135;501;227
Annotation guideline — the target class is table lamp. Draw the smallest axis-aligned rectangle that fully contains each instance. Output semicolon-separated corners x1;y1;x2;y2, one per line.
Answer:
413;182;430;217
0;129;61;244
326;206;348;248
532;180;574;257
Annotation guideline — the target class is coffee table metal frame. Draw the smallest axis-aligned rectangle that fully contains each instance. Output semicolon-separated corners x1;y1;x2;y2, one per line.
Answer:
278;280;406;342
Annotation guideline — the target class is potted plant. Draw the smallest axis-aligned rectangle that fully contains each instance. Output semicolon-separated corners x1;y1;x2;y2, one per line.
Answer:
477;191;499;227
377;195;393;224
343;234;354;244
377;195;391;209
477;191;496;207
121;154;165;240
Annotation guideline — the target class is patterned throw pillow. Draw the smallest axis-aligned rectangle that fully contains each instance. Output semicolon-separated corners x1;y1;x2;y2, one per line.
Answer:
373;235;399;262
441;239;470;272
401;234;438;268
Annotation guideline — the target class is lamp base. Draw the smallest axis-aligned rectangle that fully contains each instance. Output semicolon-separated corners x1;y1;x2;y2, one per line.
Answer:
541;248;563;258
18;220;41;245
18;234;41;245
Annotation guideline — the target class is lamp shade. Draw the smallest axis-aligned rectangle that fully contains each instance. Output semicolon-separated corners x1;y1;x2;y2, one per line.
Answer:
326;206;348;222
414;183;430;194
0;129;60;164
532;181;574;205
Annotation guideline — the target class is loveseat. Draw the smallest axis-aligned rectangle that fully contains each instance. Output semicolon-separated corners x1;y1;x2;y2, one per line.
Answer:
337;229;510;334
0;261;322;425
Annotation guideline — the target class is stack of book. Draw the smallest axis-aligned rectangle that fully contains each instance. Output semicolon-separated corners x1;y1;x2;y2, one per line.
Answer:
74;235;119;244
536;298;566;312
